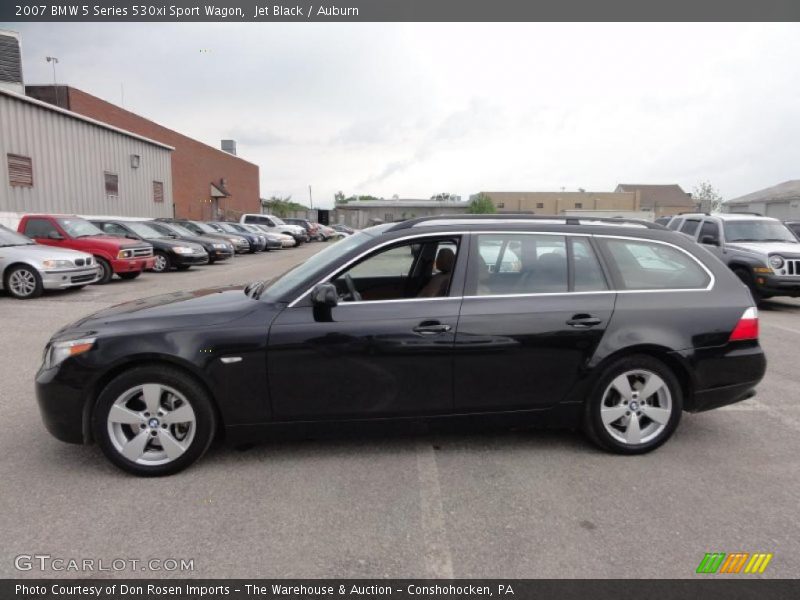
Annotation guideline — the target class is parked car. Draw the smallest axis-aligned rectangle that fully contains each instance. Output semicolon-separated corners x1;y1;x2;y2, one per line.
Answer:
18;215;154;284
0;225;99;299
249;224;296;247
147;221;234;264
91;220;208;273
35;215;765;475
239;224;283;250
207;222;266;253
315;222;343;241
159;219;250;254
283;218;320;240
239;213;308;245
330;224;355;235
667;212;800;300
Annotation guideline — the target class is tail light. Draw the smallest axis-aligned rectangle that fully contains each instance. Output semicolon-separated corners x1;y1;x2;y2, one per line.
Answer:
729;307;759;341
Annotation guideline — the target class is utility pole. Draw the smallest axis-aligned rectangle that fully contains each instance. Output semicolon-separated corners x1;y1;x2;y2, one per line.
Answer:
308;185;314;210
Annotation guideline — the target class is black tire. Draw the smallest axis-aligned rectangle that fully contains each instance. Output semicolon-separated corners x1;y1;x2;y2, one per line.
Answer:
733;267;763;302
152;251;172;273
118;271;141;280
207;256;216;265
95;257;113;284
176;265;191;271
4;264;44;299
583;354;683;455
92;365;217;476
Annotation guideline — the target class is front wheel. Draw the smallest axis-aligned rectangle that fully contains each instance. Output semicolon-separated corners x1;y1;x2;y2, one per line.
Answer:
5;265;43;299
92;366;217;476
95;257;113;284
584;355;682;454
152;251;171;273
118;271;141;280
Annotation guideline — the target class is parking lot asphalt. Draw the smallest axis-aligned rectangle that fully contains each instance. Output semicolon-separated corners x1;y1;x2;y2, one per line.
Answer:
1;244;799;579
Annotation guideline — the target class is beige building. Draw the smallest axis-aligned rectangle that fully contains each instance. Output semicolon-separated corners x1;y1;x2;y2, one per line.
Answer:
614;184;696;218
481;191;641;215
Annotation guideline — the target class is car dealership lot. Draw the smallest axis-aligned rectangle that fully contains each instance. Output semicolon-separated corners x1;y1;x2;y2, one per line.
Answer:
1;245;799;579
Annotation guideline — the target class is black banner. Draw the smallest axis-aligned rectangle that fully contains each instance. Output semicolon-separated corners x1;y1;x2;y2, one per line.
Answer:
3;580;800;600
3;0;800;22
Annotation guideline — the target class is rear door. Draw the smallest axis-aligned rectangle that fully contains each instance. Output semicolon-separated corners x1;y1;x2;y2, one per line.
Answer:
454;232;616;412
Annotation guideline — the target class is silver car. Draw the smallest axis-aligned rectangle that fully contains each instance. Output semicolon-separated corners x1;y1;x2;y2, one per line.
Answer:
0;225;100;299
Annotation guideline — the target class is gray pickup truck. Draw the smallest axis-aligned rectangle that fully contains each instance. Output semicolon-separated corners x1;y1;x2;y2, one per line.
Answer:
665;212;800;300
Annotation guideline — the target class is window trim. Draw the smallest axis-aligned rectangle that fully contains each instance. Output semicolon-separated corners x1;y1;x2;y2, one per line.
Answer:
104;171;119;198
288;231;714;306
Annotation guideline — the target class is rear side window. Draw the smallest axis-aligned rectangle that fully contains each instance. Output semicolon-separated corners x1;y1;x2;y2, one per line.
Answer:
680;219;701;236
599;238;710;290
571;237;608;291
23;218;58;238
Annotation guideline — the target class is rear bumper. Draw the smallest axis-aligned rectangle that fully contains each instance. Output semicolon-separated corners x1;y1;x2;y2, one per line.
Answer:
41;266;100;289
110;257;155;273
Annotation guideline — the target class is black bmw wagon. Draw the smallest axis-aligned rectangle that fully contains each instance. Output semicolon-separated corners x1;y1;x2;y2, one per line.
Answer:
36;215;766;475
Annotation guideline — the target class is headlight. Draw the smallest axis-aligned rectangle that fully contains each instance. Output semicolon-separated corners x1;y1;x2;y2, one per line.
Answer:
44;337;96;369
213;243;227;249
42;259;74;269
117;249;133;259
769;255;784;269
171;246;194;255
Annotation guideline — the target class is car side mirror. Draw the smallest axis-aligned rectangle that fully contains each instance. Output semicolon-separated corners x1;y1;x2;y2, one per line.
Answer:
311;283;338;307
701;235;719;246
47;231;63;240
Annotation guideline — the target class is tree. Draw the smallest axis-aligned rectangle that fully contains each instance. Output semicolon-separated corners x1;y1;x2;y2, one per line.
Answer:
693;181;723;213
334;191;346;205
468;193;497;214
260;195;309;217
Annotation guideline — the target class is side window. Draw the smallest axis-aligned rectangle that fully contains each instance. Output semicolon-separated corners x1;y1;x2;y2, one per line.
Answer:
667;218;683;230
101;223;129;237
699;221;720;244
600;238;710;290
472;234;567;295
23;218;58;239
571;237;608;291
680;219;700;236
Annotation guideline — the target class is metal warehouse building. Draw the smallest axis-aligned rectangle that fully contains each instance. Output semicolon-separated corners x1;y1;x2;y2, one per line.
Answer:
724;180;800;220
0;87;173;228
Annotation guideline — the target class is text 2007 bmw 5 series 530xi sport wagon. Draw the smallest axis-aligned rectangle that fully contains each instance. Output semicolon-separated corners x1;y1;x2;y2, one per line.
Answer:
36;215;767;476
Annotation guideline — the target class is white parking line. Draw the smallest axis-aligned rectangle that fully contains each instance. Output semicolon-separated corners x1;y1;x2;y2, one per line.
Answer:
415;441;454;578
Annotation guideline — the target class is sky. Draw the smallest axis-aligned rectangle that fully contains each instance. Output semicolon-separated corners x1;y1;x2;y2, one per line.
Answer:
6;22;800;209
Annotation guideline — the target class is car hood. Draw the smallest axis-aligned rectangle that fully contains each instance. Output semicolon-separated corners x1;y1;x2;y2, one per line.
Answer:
55;286;263;338
76;234;149;249
726;241;800;256
2;244;92;260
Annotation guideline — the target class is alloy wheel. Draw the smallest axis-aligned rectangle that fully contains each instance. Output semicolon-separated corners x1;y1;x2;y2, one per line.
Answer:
599;369;673;446
8;269;37;297
107;383;196;465
153;254;168;272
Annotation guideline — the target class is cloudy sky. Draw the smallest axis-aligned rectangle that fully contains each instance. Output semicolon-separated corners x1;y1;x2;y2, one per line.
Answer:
7;22;800;208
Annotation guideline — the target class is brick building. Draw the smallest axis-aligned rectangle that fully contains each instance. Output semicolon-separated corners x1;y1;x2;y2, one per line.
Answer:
26;85;260;220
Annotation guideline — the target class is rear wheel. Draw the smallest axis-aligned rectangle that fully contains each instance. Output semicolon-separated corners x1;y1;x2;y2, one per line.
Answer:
118;272;141;280
5;265;43;299
95;257;113;284
152;251;171;273
92;366;216;476
584;355;682;454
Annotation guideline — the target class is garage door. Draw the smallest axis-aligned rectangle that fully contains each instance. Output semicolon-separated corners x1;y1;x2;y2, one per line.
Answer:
765;202;791;220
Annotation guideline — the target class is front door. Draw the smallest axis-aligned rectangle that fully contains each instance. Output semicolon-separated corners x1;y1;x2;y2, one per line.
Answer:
454;233;615;412
268;236;465;420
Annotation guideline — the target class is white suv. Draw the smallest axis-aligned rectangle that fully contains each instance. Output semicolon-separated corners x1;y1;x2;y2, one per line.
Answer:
239;214;308;244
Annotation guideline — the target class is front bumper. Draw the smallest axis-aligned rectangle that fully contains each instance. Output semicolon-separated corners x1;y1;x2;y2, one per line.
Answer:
172;252;209;267
266;240;283;250
41;266;101;289
208;246;234;260
754;274;800;297
35;362;90;444
111;257;155;273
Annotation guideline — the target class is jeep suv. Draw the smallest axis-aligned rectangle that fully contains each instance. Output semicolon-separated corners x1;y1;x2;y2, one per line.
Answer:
35;215;765;475
18;215;154;284
667;212;800;299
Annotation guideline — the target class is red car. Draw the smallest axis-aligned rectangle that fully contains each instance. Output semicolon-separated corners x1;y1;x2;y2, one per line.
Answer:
18;215;155;284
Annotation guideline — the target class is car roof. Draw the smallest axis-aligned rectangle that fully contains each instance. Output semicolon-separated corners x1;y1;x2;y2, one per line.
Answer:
678;212;778;222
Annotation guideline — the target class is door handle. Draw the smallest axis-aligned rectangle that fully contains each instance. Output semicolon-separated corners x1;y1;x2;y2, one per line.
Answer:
566;314;602;328
413;322;452;335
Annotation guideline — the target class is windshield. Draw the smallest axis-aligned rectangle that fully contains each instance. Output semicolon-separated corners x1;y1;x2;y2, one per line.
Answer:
217;223;241;233
0;225;35;246
724;220;797;243
58;218;104;238
190;222;218;234
261;226;391;301
126;222;167;239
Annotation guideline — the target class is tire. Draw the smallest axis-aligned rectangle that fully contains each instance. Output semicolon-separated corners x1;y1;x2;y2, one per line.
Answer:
118;272;141;280
92;365;217;476
95;257;113;284
733;268;763;302
152;251;171;273
4;264;43;299
176;265;191;271
583;354;683;455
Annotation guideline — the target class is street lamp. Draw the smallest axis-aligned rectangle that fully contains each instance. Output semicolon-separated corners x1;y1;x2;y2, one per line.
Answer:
46;56;60;106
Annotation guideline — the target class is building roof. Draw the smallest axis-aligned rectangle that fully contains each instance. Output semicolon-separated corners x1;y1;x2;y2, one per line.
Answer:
0;87;174;150
726;180;800;205
614;184;694;209
337;200;471;209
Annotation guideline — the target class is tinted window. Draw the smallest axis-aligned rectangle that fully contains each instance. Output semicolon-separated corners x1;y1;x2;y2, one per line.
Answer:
23;218;58;238
98;222;129;237
571;237;608;291
347;244;419;279
667;218;683;230
601;238;710;290
699;221;720;243
680;219;700;236
473;234;567;295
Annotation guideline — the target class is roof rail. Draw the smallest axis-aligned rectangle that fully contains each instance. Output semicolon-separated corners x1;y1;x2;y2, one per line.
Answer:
387;214;666;231
728;211;763;216
677;211;710;216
